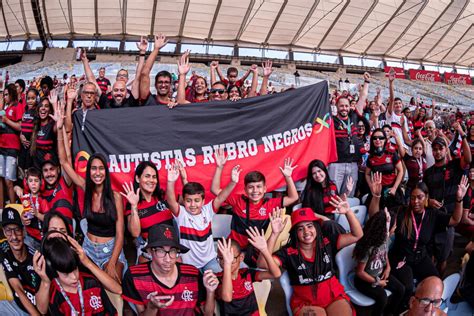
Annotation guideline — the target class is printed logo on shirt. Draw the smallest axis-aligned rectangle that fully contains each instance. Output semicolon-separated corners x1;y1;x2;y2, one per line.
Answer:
26;291;36;304
258;208;267;216
385;157;392;163
244;281;253;292
38;130;45;137
3;258;12;272
297;263;307;270
323;253;330;264
89;294;102;310
181;288;194;302
8;110;13;116
156;201;167;212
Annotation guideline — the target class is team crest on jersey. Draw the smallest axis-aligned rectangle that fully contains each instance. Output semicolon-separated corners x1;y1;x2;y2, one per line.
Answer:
385;157;391;163
258;207;267;216
244;281;253;292
181;288;194;302
8;110;13;116
89;294;102;310
156;201;167;212
323;253;330;263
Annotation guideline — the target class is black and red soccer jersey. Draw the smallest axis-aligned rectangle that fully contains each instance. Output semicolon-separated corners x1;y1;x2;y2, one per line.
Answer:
404;154;427;189
96;77;111;95
333;111;366;163
20;107;36;140
1;102;24;153
0;242;40;313
226;194;282;249
122;262;206;316
41;177;74;224
124;197;173;240
367;150;400;186
34;119;56;166
216;268;260;316
49;272;116;315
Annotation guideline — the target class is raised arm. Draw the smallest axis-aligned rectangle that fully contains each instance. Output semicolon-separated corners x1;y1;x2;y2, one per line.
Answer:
215;64;226;82
33;252;51;315
368;172;382;217
388;72;395;115
259;60;272;96
281;158;298;207
121;181;141;238
165;163;181;216
131;36;148;100
426;100;435;120
455;122;472;169
210;148;227;196
212;165;240;210
210;61;218;85
247;226;281;279
451;175;469;226
176;50;191;104
80;50;97;85
355;72;370;115
64;87;76;134
139;33;168;100
399;114;412;147
247;64;258;98
257;207;287;270
330;196;363;248
216;238;235;302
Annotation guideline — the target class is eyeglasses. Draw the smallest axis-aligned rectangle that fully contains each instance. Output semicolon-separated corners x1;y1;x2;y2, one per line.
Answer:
157;81;170;86
3;93;9;96
358;125;365;129
415;296;444;308
216;254;241;263
151;247;179;258
4;227;23;236
373;136;385;140
210;89;225;95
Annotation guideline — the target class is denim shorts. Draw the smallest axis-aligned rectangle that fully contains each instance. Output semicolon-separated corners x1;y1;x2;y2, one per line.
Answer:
82;234;128;271
0;154;17;181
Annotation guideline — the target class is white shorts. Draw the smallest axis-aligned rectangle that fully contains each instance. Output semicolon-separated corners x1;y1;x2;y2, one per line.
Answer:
0;155;17;181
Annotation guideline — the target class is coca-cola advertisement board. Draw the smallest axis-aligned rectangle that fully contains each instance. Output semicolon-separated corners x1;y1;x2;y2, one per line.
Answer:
384;66;405;79
444;72;472;85
409;69;441;82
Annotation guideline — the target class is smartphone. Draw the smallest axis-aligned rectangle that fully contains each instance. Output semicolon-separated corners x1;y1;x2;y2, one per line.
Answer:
76;48;82;61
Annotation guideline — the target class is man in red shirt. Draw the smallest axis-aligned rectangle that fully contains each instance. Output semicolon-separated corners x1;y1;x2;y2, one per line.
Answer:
96;67;111;95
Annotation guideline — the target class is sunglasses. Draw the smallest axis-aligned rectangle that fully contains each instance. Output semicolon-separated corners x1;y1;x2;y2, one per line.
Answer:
210;89;225;95
373;136;385;140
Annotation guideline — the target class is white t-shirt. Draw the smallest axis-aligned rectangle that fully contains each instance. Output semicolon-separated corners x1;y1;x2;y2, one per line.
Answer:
386;111;408;149
174;201;217;268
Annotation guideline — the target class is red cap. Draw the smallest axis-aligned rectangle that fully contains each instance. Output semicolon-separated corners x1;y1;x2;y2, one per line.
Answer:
291;208;321;229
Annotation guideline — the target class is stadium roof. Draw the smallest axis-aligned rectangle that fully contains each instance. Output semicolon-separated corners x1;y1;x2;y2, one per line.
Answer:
1;0;473;67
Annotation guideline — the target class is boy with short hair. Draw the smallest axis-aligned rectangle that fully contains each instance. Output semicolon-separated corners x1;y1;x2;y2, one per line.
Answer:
166;161;241;272
211;149;298;265
210;61;252;88
216;224;281;316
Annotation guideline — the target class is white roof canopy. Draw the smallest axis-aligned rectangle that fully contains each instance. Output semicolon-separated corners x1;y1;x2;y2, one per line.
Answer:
1;0;473;67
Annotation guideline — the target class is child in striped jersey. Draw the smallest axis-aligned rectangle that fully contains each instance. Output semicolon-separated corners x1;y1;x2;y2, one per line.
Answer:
166;161;241;272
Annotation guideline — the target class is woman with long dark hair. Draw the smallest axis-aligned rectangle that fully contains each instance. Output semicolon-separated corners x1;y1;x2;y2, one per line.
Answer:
368;176;468;308
176;51;209;104
121;160;174;263
56;111;126;282
365;128;404;209
18;88;40;172
0;83;23;208
261;201;363;316
353;209;405;315
30;95;57;169
301;159;353;219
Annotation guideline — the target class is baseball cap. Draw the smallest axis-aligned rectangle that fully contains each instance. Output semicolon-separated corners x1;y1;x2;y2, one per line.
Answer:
145;224;189;253
1;207;23;228
291;208;322;229
431;136;447;148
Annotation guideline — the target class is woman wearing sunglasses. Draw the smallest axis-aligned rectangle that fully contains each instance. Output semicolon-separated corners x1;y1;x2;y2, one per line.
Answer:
365;128;404;210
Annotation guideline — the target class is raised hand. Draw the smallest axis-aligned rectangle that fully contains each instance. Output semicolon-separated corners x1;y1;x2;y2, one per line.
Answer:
120;181;140;208
250;64;258;74
177;50;191;75
167;163;180;183
457;175;469;200
80;49;88;61
370;172;382;197
48;89;58;105
217;238;235;266
33;251;50;282
67;87;77;101
262;60;273;77
214;147;227;168
203;270;219;292
329;195;351;214
363;72;371;82
279;157;297;178
136;36;148;53
231;165;241;184
154;33;168;50
176;159;187;183
246;226;268;252
50;100;65;129
270;207;289;236
210;61;219;69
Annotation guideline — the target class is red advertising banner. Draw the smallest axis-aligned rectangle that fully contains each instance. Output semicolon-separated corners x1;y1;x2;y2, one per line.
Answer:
444;72;472;85
384;66;405;79
409;69;441;82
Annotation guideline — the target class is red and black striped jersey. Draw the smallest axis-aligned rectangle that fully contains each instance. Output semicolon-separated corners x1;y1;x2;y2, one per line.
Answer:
122;262;206;316
20;107;36;140
226;194;283;249
41;177;74;224
49;272;117;316
125;197;173;240
1;102;24;152
367;150;400;186
216;268;260;316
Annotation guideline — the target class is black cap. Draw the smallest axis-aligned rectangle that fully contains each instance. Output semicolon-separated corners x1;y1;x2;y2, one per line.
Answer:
1;207;23;228
145;224;189;253
40;155;60;168
431;136;447;148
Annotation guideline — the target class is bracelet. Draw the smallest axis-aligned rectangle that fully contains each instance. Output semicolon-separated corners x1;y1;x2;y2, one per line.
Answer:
373;193;381;198
364;80;371;84
139;53;146;57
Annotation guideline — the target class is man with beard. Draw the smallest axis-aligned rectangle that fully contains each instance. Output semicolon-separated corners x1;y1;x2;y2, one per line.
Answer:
387;72;409;150
0;207;41;315
328;72;370;196
139;34;178;108
424;129;471;275
208;81;228;102
98;80;138;109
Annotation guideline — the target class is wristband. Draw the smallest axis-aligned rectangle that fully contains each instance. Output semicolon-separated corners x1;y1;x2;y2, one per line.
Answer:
364;80;370;84
139;53;146;57
461;135;466;140
373;193;381;198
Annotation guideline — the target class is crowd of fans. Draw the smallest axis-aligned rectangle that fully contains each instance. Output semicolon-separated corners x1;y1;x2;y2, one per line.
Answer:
0;34;473;316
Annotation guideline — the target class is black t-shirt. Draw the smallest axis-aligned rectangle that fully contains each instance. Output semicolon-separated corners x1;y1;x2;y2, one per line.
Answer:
0;242;40;312
333;111;366;163
98;93;138;109
390;207;451;263
423;158;466;214
216;268;259;316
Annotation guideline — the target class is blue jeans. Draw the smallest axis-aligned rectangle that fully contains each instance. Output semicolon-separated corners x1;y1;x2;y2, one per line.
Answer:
328;162;358;197
82;234;128;272
0;300;29;315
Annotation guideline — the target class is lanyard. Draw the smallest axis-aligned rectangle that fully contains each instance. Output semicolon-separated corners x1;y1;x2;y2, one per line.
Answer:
415;157;424;180
339;117;352;138
55;278;85;316
81;109;88;132
411;210;425;251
